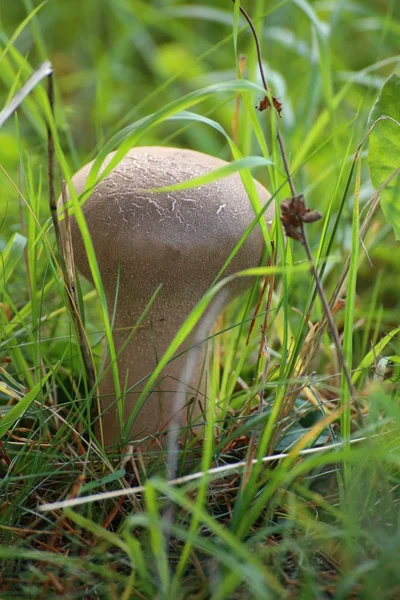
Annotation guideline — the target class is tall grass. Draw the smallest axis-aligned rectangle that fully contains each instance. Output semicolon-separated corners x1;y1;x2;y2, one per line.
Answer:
1;1;400;598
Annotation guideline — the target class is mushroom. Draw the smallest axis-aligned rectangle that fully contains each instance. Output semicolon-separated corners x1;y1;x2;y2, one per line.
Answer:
63;147;273;449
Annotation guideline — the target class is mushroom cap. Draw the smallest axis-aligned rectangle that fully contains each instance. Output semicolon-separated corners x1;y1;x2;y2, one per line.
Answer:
66;147;273;304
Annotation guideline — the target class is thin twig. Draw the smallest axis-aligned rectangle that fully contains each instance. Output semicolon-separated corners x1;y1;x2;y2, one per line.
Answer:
234;1;357;416
232;0;294;196
231;1;270;93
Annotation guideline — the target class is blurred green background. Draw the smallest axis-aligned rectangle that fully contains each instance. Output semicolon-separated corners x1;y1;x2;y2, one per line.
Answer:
1;0;399;310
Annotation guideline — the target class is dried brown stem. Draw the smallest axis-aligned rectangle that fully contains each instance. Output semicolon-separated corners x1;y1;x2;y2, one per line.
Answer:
47;73;100;436
232;1;358;420
231;0;270;93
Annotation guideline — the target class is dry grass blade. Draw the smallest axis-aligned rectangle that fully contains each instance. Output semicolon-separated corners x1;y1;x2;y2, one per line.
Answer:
0;60;52;128
37;433;383;513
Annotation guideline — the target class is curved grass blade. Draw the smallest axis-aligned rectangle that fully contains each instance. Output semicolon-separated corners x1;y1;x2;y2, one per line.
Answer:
143;156;272;193
0;370;52;439
0;60;52;129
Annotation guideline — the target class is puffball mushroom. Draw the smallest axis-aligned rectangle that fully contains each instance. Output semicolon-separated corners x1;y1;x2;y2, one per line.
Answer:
63;147;273;449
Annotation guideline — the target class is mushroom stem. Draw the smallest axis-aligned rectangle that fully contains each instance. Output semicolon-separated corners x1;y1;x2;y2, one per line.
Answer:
99;297;206;449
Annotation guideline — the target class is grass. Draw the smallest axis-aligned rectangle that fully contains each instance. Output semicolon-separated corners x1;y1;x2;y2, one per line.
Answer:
1;0;400;598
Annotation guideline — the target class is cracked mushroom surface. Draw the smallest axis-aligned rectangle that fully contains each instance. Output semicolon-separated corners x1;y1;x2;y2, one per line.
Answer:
63;146;273;450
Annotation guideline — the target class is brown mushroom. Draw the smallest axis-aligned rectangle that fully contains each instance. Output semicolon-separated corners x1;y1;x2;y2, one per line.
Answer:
62;147;273;449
